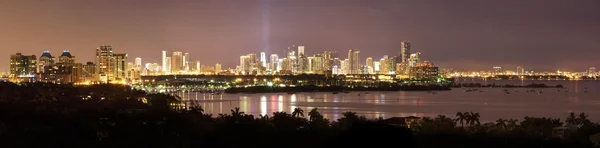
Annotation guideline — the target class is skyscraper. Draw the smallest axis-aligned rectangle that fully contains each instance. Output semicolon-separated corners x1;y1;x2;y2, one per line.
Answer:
37;51;54;73
58;50;75;64
162;50;167;73
171;52;183;73
366;57;374;74
215;63;222;74
348;49;360;74
10;53;37;78
270;54;278;72
240;55;250;74
260;52;267;67
401;41;411;63
135;57;142;71
165;57;172;74
183;52;190;72
298;46;305;56
114;53;127;80
323;51;336;71
96;45;114;80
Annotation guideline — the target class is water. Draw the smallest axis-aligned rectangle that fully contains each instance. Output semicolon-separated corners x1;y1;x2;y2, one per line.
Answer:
179;80;600;123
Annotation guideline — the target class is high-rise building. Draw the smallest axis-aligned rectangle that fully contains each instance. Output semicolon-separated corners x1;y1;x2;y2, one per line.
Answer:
260;52;267;68
114;53;127;80
162;50;167;73
58;50;75;64
298;46;305;56
323;51;336;71
240;55;250;74
401;41;411;63
215;63;222;74
10;53;37;78
516;66;524;75
310;54;324;73
493;66;502;74
135;57;142;71
37;51;54;73
195;61;201;73
269;54;279;72
183;53;190;72
373;61;380;73
347;49;360;74
96;45;114;80
341;59;349;75
408;52;421;67
171;52;183;73
165;57;172;74
588;67;597;77
83;62;96;81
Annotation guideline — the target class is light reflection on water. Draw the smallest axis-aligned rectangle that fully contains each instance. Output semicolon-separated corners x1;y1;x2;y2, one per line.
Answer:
181;80;600;122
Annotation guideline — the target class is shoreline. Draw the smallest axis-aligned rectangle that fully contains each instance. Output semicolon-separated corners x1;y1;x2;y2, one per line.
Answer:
224;85;452;94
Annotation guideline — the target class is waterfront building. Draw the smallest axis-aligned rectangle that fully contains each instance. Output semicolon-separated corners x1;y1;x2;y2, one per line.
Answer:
216;63;222;74
165;57;172;75
162;50;167;73
171;52;183;74
409;61;439;80
183;52;190;72
260;52;267;68
323;51;336;71
589;67;597;77
269;54;279;72
348;49;360;74
401;41;411;63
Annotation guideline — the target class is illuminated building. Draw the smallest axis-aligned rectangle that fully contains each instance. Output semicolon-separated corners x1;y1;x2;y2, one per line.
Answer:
310;54;324;74
260;52;267;67
373;61;380;72
347;49;360;74
341;59;349;75
516;66;524;75
379;57;389;74
95;45;114;81
162;50;167;73
195;61;201;72
58;50;75;64
493;66;502;74
298;46;305;56
408;52;421;67
240;55;250;74
114;53;128;81
409;61;439;80
135;57;142;71
401;41;411;63
165;57;171;74
183;53;190;72
83;62;96;81
37;51;54;73
269;54;278;72
396;63;409;75
323;51;336;71
171;52;183;74
10;53;37;79
215;63;222;74
588;67;597;77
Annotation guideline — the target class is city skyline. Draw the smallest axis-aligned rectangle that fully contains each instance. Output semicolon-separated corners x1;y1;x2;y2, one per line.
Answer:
1;0;599;71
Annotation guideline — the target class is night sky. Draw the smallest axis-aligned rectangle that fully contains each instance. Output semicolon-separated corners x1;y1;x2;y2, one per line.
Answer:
1;0;599;72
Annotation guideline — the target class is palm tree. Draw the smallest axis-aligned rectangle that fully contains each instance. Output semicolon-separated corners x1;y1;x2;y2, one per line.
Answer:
566;112;577;125
495;118;507;129
578;112;591;126
292;108;305;118
189;104;204;114
308;108;321;121
507;119;519;130
468;112;480;126
454;112;466;127
231;107;245;117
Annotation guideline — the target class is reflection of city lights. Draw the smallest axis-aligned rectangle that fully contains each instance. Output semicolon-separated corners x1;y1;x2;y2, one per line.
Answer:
278;95;283;112
260;96;267;116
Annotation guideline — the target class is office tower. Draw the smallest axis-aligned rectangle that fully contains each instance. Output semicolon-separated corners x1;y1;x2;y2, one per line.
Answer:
366;57;373;68
323;51;336;71
408;52;421;67
83;62;96;81
280;58;291;72
277;59;283;72
493;66;502;74
114;53;127;80
516;66;524;75
58;50;75;64
310;54;324;73
401;41;411;63
379;57;389;74
183;52;190;72
269;54;279;72
10;53;37;78
341;59;349;75
162;50;167;72
165;57;172;74
588;67;597;77
298;46;305;56
171;52;183;73
373;61;380;73
96;45;114;80
37;51;54;73
135;57;142;71
347;49;360;74
260;52;267;67
240;55;250;74
195;61;201;73
215;63;222;74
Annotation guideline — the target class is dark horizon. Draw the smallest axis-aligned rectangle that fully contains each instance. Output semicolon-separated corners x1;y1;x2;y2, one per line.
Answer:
1;0;599;72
